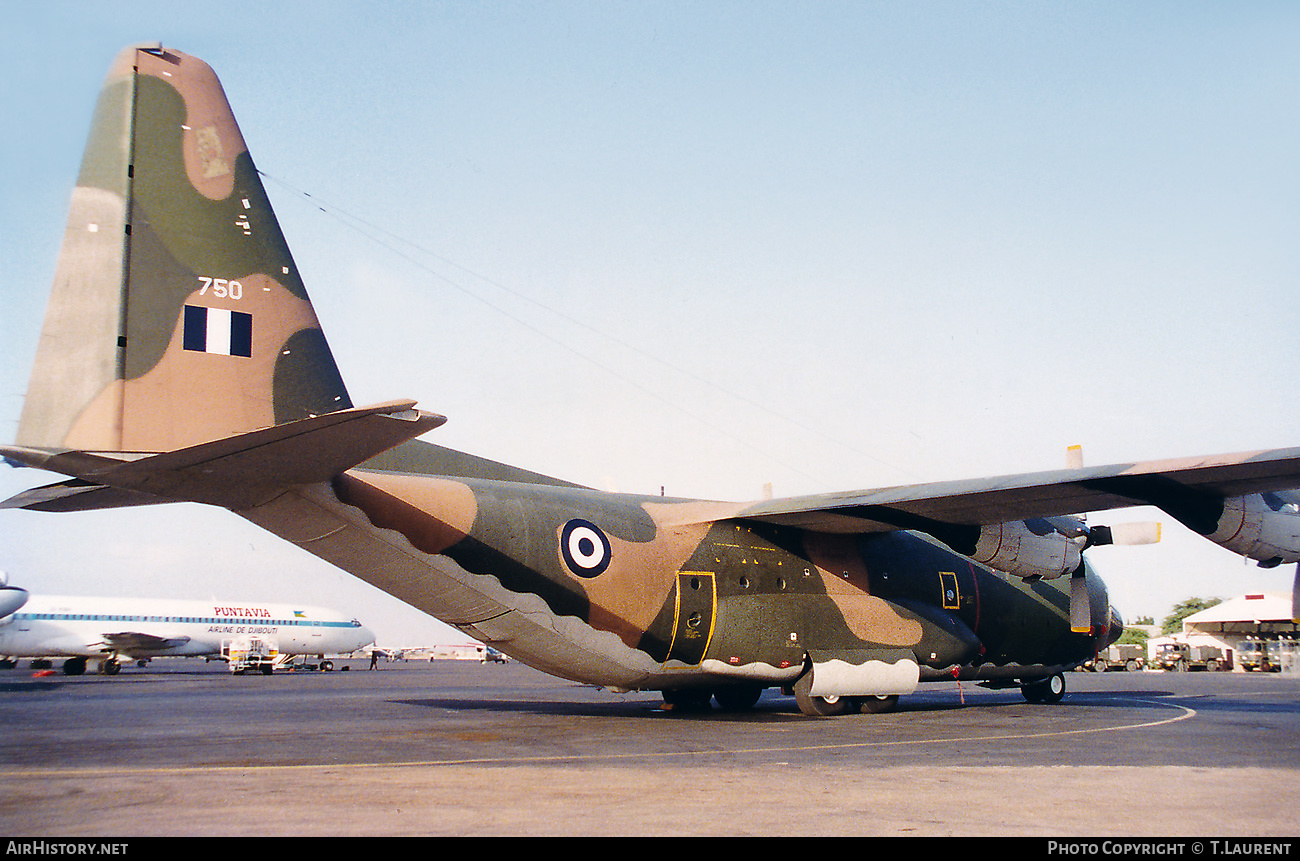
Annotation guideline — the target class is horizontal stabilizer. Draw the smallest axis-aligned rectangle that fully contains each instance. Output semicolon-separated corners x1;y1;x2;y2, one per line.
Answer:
1;400;445;511
0;479;173;512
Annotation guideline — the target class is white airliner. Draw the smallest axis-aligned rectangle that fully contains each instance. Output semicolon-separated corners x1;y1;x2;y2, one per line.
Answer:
0;586;375;675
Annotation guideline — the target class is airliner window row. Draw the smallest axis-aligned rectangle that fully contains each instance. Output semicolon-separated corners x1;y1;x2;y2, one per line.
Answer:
16;613;363;628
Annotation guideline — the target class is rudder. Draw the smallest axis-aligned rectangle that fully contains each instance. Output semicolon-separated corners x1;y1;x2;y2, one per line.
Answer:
17;44;351;453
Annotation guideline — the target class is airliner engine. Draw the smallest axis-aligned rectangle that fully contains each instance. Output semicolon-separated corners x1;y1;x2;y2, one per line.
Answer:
0;584;29;618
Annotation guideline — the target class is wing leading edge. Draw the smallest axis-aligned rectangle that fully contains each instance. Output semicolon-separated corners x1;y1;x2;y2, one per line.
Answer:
736;446;1300;535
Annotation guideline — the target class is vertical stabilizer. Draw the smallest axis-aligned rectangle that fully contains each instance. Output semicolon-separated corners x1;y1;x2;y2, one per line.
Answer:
17;45;351;453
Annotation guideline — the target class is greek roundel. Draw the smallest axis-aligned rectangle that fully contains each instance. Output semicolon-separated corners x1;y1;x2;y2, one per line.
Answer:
561;519;612;578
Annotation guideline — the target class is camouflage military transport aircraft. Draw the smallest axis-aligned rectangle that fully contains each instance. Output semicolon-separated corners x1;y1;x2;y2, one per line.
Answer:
6;45;1300;716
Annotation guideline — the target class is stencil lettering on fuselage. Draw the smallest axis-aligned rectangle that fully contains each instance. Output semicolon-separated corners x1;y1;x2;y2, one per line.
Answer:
667;572;716;665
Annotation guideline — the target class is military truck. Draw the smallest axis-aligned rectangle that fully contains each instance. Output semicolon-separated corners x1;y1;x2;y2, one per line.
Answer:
1154;642;1229;672
1238;639;1280;672
1090;643;1146;672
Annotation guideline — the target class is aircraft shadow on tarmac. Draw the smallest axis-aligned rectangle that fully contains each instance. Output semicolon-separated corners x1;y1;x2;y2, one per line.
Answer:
391;687;1183;721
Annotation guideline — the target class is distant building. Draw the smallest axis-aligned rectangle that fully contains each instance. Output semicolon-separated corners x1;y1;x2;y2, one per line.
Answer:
1150;592;1297;673
406;643;509;662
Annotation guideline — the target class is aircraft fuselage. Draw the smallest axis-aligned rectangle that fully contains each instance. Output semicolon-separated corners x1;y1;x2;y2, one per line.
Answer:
270;468;1120;701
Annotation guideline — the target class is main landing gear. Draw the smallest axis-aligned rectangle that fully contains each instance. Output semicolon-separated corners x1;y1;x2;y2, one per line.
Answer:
791;673;901;716
57;656;123;675
660;669;1067;716
1020;671;1066;704
661;684;764;713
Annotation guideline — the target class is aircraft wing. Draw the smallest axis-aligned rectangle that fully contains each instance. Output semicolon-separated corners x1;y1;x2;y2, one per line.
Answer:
737;446;1300;535
101;632;192;655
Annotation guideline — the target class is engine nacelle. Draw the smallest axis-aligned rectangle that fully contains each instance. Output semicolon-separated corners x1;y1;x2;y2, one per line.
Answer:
1207;492;1300;566
0;586;29;619
970;518;1082;580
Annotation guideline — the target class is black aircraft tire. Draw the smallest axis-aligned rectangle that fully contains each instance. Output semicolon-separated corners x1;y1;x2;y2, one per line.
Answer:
793;672;852;717
713;685;763;712
662;688;712;712
63;657;87;676
1041;672;1066;703
1021;672;1066;704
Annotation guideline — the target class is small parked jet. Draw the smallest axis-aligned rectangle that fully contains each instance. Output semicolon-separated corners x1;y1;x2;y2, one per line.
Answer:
4;45;1299;714
0;581;374;675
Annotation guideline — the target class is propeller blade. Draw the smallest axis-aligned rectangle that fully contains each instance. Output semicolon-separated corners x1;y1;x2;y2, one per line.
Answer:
1066;444;1084;470
1108;521;1162;546
1292;564;1299;624
1086;522;1162;547
1070;574;1091;633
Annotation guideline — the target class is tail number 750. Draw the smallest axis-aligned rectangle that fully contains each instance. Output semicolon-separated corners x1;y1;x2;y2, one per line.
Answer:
197;277;243;300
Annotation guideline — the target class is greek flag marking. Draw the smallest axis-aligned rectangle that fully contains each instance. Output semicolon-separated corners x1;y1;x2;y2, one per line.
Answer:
183;305;252;357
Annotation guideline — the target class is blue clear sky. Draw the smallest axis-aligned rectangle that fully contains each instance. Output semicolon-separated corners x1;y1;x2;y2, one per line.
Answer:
2;2;1298;644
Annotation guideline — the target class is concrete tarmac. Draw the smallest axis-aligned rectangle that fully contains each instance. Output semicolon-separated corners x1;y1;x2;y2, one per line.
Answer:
0;660;1297;836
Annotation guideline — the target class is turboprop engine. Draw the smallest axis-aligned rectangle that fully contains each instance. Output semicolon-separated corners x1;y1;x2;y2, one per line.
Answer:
960;516;1160;581
1204;492;1300;567
970;518;1082;581
924;516;1156;633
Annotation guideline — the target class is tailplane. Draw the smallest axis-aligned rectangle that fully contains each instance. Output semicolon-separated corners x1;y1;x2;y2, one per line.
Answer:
2;401;444;512
18;44;351;454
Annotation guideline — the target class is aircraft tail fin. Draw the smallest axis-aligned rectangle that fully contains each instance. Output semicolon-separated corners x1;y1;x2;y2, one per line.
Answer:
17;44;351;454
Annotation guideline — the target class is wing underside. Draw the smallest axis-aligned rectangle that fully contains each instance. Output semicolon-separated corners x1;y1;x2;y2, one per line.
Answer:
102;632;192;655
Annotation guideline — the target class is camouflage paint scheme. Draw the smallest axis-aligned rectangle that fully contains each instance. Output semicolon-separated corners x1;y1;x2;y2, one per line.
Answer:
7;46;1300;715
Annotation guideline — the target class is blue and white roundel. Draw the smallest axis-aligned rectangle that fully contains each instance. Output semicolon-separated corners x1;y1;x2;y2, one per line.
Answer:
561;519;612;578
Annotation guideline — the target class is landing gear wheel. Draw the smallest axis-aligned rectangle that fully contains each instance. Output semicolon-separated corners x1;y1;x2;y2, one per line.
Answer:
713;685;763;712
99;658;121;676
62;657;87;676
1021;672;1065;704
853;694;900;714
793;672;852;717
